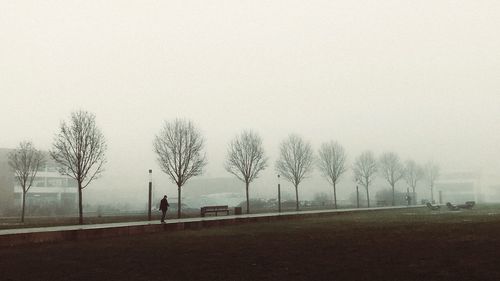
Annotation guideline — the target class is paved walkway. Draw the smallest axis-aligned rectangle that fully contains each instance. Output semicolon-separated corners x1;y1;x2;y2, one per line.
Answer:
0;205;418;236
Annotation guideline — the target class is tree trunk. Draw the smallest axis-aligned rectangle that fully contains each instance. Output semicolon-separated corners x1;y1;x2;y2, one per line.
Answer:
412;186;416;205
21;190;26;223
245;181;250;214
333;182;337;209
177;185;182;219
295;184;299;211
391;183;395;206
78;182;83;225
366;185;370;208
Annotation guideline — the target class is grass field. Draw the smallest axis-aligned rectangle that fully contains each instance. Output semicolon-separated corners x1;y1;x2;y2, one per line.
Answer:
1;205;500;281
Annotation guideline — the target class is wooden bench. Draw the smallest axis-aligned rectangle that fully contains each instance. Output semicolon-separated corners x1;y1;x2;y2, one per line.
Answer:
200;205;230;217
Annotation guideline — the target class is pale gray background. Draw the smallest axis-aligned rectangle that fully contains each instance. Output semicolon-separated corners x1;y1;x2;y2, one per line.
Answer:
1;1;499;206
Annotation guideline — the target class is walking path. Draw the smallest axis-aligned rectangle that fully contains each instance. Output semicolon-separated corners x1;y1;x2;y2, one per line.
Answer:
0;205;418;237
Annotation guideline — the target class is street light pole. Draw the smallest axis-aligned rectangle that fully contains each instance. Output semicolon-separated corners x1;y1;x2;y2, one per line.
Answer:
148;169;152;221
278;174;281;213
406;187;410;206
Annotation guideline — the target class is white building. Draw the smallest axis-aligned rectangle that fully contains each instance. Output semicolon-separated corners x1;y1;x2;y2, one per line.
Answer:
435;171;483;203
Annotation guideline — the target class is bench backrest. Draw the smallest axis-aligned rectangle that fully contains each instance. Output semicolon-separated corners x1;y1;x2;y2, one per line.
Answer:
201;205;229;211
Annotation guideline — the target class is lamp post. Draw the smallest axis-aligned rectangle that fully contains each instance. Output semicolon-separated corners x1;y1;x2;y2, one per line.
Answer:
278;174;281;213
148;169;152;221
406;187;410;206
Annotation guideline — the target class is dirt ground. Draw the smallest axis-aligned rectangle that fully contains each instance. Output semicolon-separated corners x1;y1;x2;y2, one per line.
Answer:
1;206;500;281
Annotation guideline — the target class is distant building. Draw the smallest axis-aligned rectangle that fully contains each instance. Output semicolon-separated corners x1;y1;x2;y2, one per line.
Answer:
0;148;77;215
435;171;483;203
0;149;14;213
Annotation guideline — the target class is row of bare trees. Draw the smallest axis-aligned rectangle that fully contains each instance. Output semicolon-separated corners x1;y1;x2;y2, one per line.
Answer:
353;151;440;207
223;135;441;212
8;112;441;223
222;132;440;213
151;121;313;216
9;110;106;224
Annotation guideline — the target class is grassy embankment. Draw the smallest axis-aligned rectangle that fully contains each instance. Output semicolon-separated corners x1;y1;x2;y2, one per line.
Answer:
1;205;500;281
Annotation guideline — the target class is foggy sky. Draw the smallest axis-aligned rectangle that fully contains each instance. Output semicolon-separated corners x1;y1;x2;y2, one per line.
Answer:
1;1;499;205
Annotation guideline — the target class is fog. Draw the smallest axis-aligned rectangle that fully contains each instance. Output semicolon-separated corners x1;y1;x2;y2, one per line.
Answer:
1;1;499;209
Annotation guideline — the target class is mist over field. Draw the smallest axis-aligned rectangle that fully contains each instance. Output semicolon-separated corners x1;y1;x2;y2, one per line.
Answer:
1;1;499;210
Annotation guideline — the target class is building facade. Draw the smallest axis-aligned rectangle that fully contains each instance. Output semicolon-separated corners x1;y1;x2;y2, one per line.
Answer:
435;171;483;203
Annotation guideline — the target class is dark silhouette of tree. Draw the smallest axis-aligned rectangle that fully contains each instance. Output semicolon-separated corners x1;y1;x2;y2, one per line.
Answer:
8;141;45;223
225;130;268;214
153;119;207;218
275;134;314;211
404;160;423;205
353;151;377;208
317;141;347;209
50;110;107;225
424;162;440;203
379;152;405;206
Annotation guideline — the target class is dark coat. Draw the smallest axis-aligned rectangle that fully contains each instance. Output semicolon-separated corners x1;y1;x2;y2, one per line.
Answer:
160;198;170;211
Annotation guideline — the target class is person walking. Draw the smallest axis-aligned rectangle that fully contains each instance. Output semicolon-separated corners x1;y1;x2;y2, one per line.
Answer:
405;195;412;206
159;195;170;223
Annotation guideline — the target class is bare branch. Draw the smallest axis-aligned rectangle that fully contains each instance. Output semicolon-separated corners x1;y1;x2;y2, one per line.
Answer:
50;110;107;189
424;162;440;188
225;130;268;214
275;134;314;188
8;141;45;222
225;130;268;184
379;152;405;188
50;110;107;225
317;141;347;186
8;141;45;194
378;152;405;205
153;119;208;218
275;134;314;210
317;140;347;208
404;160;423;189
352;151;377;189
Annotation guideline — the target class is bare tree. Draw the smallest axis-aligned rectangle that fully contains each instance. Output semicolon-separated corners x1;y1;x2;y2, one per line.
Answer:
379;152;405;206
317;141;347;209
154;119;207;218
275;134;314;211
404;160;423;205
353;151;377;208
424;162;440;203
50;110;107;225
8;141;45;223
225;130;268;214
